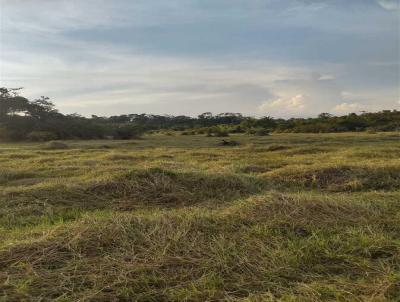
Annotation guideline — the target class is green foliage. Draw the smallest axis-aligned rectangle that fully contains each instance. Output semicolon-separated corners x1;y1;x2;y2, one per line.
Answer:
246;128;270;136
181;130;196;135
26;131;58;142
113;124;143;140
206;126;230;137
1;87;400;142
0;88;144;141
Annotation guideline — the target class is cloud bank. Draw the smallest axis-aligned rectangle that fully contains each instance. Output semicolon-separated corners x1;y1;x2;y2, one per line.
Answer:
0;0;399;117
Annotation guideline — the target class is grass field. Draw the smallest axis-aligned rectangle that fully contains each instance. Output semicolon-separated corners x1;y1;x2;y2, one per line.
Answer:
0;133;399;301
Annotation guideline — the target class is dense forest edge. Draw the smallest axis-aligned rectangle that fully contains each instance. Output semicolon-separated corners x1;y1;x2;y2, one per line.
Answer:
1;87;399;141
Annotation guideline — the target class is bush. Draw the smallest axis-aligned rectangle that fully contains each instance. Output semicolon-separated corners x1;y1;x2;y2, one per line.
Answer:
113;125;144;140
27;131;58;142
214;130;229;137
220;139;239;146
0;127;12;140
205;126;229;137
181;131;196;135
253;128;270;136
229;125;246;133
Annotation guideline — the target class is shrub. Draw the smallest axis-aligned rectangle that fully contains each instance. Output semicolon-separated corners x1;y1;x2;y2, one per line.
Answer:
214;130;229;137
181;131;196;135
205;126;229;137
0;127;12;140
246;128;270;136
254;128;270;136
220;139;239;146
229;125;246;133
27;131;58;142
113;125;144;140
366;128;377;134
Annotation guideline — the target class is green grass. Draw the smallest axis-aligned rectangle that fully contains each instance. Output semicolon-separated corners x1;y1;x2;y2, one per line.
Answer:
0;133;399;301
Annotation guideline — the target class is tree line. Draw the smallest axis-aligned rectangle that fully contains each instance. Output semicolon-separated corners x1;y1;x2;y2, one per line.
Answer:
0;87;399;141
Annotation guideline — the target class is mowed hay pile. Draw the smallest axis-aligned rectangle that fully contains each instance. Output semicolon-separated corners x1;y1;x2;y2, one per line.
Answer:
87;168;263;205
0;133;399;301
269;165;400;191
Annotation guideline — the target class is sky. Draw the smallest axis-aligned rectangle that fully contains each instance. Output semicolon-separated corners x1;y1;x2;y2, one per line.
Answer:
0;0;399;117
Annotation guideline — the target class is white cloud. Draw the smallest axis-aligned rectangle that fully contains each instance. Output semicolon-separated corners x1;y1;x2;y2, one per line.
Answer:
0;42;287;116
0;0;123;34
0;0;398;117
340;91;362;103
333;102;362;113
377;0;400;11
259;94;307;115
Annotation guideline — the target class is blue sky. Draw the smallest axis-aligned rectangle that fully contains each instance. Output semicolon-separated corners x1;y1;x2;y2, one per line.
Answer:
0;0;399;117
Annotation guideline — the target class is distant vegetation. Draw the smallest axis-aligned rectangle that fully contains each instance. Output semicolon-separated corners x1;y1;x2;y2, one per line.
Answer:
1;87;399;141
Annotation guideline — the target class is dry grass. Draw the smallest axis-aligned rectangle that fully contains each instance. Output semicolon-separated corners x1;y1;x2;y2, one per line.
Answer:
0;133;399;301
42;141;69;150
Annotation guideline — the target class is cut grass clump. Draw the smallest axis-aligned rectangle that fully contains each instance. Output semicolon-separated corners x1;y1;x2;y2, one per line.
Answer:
239;165;272;174
265;144;291;151
88;167;265;207
286;146;332;155
103;153;137;161
350;148;400;159
219;139;240;146
270;165;400;191
0;170;36;184
189;152;220;158
6;153;34;159
248;144;291;152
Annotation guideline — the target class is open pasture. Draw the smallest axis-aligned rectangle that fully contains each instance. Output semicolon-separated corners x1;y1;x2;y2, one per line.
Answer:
0;133;399;301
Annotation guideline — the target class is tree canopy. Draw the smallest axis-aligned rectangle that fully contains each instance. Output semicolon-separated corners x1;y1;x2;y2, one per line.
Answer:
0;87;399;141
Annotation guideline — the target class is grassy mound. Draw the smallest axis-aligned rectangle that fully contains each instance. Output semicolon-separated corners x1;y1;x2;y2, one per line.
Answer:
270;165;400;191
270;166;357;191
88;168;265;206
